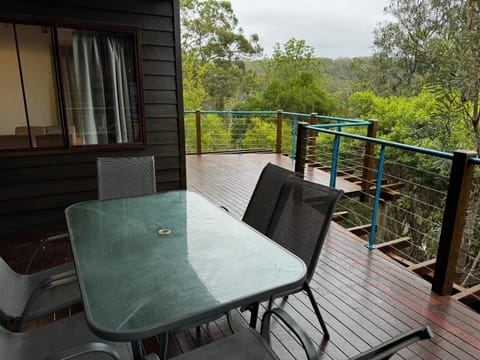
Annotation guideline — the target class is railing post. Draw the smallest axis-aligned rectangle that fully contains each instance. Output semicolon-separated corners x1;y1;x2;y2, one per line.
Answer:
432;150;477;295
294;122;309;177
195;110;202;155
276;110;283;154
329;127;341;188
307;113;318;167
367;144;386;249
291;115;297;159
361;119;378;202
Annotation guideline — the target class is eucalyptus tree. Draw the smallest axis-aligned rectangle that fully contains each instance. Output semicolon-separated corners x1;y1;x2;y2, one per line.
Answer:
180;0;262;110
180;0;261;62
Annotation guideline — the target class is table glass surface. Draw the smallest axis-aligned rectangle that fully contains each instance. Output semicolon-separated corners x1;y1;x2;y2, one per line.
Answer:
66;191;306;340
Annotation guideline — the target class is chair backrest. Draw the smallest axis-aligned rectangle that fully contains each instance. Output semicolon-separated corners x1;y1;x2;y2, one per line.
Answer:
45;125;76;137
14;126;46;136
0;256;24;321
242;162;297;235
0;135;30;149
35;134;66;147
266;176;343;282
97;156;157;200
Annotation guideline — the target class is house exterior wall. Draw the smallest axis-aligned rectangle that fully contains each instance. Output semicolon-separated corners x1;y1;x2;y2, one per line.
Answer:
0;1;186;248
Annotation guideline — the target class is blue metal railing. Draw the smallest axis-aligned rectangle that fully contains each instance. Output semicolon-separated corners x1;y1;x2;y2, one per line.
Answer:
304;125;459;249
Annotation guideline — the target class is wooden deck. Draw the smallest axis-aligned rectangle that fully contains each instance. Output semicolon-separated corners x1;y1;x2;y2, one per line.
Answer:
163;153;480;360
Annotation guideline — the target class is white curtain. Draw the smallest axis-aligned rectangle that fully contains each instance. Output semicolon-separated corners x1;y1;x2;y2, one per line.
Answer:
105;36;134;143
62;31;135;145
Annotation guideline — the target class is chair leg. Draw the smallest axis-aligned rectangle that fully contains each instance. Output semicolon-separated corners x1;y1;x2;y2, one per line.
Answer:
249;302;259;329
157;332;168;360
131;340;145;360
226;311;235;333
304;283;329;338
268;296;274;311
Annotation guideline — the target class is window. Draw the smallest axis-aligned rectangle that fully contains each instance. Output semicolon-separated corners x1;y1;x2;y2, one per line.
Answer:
0;22;142;151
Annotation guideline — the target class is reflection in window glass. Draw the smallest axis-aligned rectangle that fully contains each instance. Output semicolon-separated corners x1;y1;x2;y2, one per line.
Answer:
58;28;141;146
16;24;63;148
0;23;29;149
0;23;64;150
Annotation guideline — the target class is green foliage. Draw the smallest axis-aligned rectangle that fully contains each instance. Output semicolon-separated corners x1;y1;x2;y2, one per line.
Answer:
348;89;472;152
240;38;336;114
180;0;262;110
182;53;207;110
242;118;276;150
241;117;293;154
200;114;232;151
184;114;232;153
180;0;261;62
202;60;259;109
374;0;480;151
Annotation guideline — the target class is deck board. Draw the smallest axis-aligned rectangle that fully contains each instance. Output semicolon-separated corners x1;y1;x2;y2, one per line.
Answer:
168;153;480;359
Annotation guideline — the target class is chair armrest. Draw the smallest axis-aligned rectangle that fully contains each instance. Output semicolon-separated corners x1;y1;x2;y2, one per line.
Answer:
261;308;317;360
16;272;78;331
350;326;433;360
25;233;69;273
41;342;120;360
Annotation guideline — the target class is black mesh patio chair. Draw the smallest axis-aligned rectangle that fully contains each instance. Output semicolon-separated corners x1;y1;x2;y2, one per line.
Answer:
0;311;160;360
266;176;344;338
0;256;79;331
242;162;298;235
18;156;158;329
195;163;297;337
171;307;432;360
97;156;157;200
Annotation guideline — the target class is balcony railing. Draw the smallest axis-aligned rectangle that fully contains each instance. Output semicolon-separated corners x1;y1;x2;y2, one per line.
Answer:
185;110;480;301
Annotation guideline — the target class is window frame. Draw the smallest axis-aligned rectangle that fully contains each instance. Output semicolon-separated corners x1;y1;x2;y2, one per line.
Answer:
0;19;145;155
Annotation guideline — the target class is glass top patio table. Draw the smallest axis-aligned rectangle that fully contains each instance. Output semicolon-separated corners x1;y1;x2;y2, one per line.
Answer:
66;190;306;341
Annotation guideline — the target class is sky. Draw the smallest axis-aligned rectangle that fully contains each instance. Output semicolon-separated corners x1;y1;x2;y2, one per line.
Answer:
227;0;391;59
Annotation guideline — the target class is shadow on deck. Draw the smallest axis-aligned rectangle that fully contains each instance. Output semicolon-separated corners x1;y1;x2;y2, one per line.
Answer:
176;153;480;360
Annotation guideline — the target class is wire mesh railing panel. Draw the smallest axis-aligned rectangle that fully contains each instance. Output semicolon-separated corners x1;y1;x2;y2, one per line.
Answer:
184;111;298;155
305;128;452;276
184;112;196;154
377;154;450;265
230;115;271;152
457;167;480;290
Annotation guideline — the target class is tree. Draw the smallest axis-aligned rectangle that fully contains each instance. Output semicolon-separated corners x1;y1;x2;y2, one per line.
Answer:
374;1;479;147
182;53;207;110
242;38;335;114
180;0;262;110
181;0;262;62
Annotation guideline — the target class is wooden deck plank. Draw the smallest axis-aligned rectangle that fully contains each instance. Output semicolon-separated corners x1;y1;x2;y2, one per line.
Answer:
183;153;480;360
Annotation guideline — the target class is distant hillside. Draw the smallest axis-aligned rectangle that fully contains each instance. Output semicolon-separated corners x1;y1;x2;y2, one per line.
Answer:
244;56;374;94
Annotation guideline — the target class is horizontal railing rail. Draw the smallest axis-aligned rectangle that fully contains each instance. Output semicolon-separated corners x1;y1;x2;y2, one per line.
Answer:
307;126;454;159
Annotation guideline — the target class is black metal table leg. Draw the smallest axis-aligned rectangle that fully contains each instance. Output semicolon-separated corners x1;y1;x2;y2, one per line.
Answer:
249;302;259;329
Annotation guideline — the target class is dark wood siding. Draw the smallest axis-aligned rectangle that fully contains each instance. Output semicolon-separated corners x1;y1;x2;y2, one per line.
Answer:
0;0;185;246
